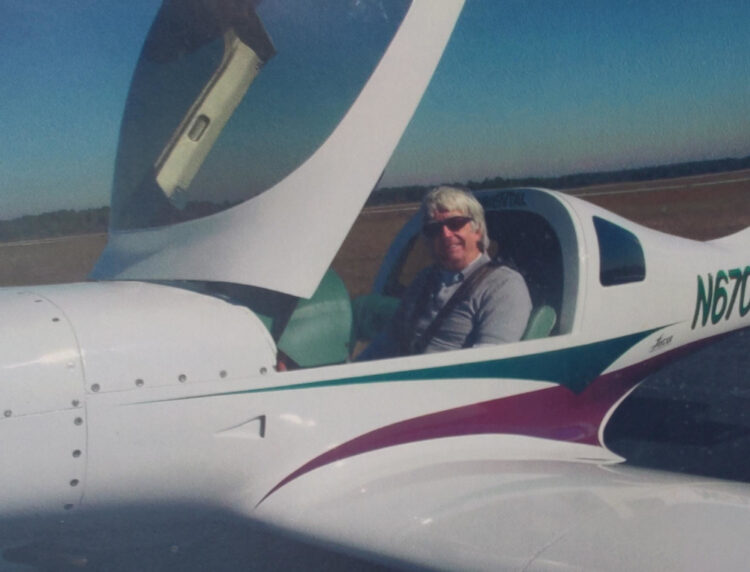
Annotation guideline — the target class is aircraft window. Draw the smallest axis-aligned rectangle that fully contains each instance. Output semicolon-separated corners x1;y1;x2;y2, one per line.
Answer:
594;216;646;286
111;0;411;230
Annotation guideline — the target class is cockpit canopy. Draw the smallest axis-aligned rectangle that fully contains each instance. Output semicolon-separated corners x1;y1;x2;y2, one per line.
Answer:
112;0;412;231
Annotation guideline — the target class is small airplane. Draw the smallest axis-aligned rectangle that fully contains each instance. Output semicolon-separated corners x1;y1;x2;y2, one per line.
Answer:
3;1;750;569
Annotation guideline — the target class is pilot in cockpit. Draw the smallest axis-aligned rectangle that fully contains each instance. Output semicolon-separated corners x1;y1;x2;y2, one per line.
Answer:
361;186;532;359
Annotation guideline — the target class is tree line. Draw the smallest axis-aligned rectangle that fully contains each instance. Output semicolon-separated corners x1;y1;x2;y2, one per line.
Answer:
367;155;750;206
2;155;748;241
0;207;110;242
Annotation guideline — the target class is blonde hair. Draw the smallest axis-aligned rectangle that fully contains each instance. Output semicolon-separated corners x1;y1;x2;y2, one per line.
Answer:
421;186;489;251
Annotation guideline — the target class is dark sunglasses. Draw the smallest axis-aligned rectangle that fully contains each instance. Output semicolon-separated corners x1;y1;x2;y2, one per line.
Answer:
422;216;473;238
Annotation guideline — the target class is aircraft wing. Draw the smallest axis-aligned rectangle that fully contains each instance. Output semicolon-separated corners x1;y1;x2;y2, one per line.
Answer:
254;444;750;570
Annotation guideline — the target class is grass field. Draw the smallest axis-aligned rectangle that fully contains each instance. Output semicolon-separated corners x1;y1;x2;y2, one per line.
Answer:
1;169;748;294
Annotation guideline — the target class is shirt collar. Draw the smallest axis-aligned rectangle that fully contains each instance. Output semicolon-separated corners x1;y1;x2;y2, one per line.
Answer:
438;252;488;286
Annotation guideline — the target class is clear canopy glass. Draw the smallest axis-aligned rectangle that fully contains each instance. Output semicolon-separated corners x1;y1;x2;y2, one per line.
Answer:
111;0;411;230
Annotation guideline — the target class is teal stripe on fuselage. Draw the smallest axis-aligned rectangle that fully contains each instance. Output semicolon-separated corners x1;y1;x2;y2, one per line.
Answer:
139;328;660;405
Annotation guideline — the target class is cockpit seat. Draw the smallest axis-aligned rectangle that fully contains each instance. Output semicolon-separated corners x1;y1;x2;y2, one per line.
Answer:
277;269;353;367
522;305;557;340
351;294;399;343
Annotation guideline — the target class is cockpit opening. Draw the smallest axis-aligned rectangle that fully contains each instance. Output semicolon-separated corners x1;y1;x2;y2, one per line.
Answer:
215;187;582;371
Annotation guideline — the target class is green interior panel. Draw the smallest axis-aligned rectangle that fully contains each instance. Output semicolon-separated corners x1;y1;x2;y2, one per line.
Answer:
277;269;353;367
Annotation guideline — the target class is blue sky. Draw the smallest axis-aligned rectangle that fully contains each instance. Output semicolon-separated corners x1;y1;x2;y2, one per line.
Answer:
0;0;158;219
1;1;748;219
380;0;750;186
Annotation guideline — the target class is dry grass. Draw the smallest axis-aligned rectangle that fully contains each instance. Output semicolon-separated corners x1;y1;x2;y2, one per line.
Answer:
0;233;107;287
1;170;748;294
573;169;750;240
334;170;750;296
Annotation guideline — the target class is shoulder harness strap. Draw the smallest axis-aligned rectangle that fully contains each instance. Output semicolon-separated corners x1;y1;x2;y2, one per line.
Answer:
401;258;502;355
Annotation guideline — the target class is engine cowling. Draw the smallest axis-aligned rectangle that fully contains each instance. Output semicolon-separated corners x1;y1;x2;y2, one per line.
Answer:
0;281;276;540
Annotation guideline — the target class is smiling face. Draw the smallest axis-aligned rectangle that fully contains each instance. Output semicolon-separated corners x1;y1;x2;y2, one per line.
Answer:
424;209;483;271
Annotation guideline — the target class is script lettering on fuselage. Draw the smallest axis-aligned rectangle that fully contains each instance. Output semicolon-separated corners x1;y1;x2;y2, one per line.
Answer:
692;266;750;329
649;334;673;353
487;191;527;209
